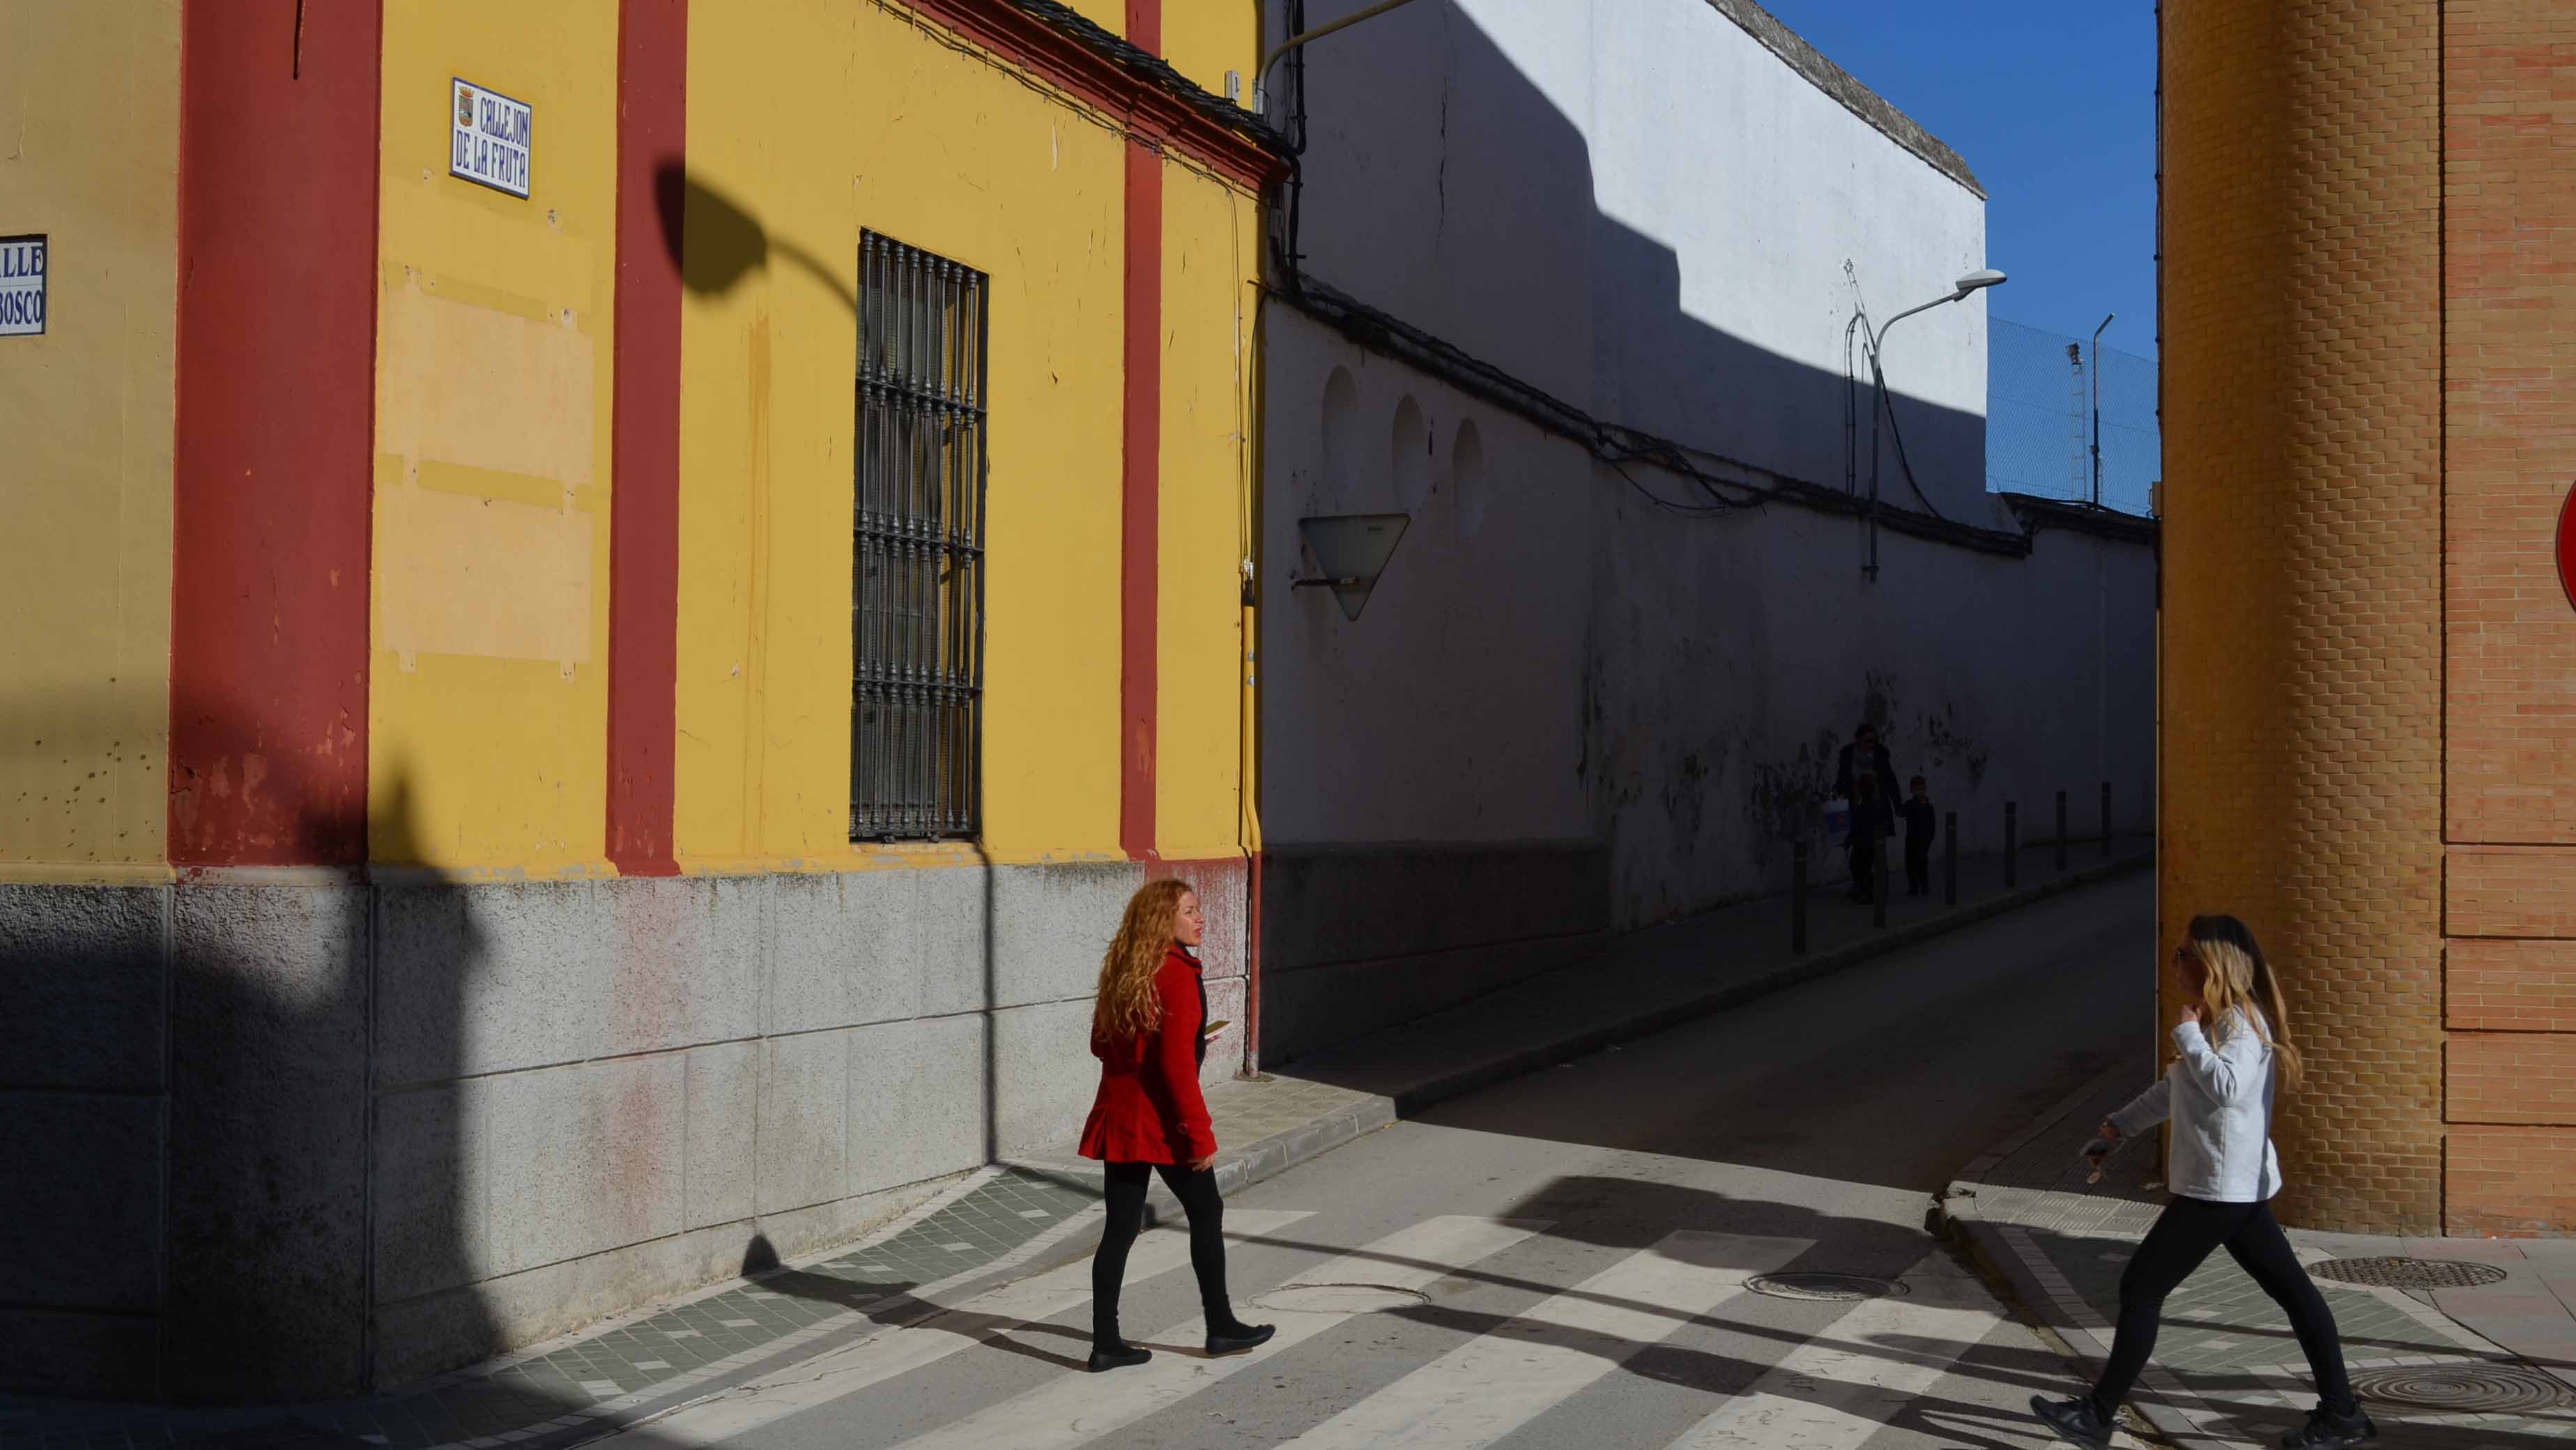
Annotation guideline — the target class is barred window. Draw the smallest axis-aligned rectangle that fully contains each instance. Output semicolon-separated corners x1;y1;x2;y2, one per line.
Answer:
852;233;987;841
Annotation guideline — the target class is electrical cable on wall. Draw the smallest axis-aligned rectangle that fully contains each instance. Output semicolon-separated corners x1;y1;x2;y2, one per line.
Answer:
1876;379;1950;522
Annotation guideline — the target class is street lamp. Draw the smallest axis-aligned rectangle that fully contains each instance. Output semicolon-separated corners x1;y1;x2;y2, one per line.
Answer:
2090;313;2114;509
1862;268;2006;580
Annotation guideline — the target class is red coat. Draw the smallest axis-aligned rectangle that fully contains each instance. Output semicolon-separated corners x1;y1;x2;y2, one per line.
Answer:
1077;946;1216;1165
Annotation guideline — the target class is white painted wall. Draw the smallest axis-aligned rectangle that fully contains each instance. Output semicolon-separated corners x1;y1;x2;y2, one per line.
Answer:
1264;310;2154;928
1261;0;2156;940
1290;0;1994;516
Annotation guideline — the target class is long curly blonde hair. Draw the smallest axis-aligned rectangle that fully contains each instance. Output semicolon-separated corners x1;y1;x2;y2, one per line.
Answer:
1094;878;1192;1044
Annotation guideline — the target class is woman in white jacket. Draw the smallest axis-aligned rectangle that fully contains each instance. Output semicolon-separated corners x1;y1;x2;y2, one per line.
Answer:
2032;915;2372;1450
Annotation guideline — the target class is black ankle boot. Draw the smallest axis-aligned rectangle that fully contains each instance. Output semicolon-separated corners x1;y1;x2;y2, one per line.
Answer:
1204;1316;1275;1357
1087;1340;1152;1373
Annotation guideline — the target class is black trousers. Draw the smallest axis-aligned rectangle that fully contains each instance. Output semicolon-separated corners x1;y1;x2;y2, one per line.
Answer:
1846;839;1879;900
2091;1196;2356;1417
1905;843;1931;895
1092;1161;1232;1345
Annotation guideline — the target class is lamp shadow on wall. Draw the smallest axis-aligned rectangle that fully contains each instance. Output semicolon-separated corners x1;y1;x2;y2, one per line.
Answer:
651;155;1019;1290
655;162;860;314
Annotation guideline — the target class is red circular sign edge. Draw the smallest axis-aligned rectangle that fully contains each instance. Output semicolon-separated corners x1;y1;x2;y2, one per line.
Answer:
2560;482;2576;614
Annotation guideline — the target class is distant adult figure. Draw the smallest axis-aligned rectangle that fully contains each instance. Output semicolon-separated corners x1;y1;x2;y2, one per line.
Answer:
1901;775;1938;898
2030;915;2371;1449
1834;722;1901;806
1845;769;1894;904
1078;879;1275;1373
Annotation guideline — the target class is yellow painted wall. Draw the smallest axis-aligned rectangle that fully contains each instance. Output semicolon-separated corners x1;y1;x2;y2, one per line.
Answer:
370;1;618;873
1155;167;1262;861
0;1;180;879
1161;0;1261;105
677;1;1130;869
676;1;1259;871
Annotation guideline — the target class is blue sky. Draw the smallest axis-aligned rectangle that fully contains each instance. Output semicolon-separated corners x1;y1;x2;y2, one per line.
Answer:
1758;1;2161;359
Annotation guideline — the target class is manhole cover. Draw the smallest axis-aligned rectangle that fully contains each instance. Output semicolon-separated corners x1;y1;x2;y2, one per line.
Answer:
2310;1256;2509;1290
1253;1283;1430;1314
1745;1272;1908;1302
2350;1364;2576;1414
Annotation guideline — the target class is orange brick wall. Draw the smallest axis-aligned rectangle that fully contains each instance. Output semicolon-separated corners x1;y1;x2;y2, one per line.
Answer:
2160;0;2446;1234
2448;1128;2576;1237
2446;1035;2576;1126
2447;940;2576;1033
2444;0;2576;843
2446;846;2576;939
2167;0;2576;1237
2441;1;2576;1237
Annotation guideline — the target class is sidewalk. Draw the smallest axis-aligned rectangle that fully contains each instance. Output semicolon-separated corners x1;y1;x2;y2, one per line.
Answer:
2;834;2145;1450
1942;1063;2576;1448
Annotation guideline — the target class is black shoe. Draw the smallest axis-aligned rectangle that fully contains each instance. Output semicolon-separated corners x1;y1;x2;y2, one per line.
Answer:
2030;1395;2113;1448
2282;1406;2377;1449
1087;1342;1152;1373
1204;1321;1275;1357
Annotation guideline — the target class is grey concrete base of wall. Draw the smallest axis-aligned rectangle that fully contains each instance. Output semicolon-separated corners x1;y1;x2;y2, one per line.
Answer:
0;857;1248;1402
1259;841;1611;1065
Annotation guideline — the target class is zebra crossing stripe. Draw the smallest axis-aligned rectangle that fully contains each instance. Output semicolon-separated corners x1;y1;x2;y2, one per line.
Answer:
624;1209;1318;1447
1659;1251;2011;1449
882;1215;1551;1450
1273;1231;1811;1449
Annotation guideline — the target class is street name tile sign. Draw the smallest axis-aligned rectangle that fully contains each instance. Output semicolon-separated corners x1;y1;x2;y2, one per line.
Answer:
450;79;532;199
0;234;46;337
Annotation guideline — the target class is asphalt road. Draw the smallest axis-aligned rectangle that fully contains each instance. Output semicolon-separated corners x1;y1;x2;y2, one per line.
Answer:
607;872;2156;1450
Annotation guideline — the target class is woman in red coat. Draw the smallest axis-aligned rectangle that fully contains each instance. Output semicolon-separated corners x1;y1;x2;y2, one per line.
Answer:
1078;878;1274;1372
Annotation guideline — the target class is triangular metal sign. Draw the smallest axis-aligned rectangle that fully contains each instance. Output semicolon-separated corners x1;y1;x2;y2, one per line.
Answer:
1296;513;1409;620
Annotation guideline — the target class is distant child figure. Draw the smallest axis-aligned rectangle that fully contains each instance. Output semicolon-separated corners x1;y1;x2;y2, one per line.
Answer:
1902;777;1938;897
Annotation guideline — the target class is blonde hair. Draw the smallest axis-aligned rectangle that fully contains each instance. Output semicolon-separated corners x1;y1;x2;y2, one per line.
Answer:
1093;878;1193;1044
2184;913;2303;1092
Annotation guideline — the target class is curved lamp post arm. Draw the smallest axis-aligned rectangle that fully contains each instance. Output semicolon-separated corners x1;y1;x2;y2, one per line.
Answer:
1866;289;1968;367
1856;268;2004;579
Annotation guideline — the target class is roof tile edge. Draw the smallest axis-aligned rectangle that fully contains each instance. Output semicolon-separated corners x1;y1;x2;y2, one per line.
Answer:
1705;0;1986;199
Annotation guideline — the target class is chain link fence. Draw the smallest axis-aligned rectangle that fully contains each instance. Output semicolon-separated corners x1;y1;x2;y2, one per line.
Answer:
1987;318;2158;517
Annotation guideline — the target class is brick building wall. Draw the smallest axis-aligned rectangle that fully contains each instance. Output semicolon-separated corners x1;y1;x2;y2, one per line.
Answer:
2164;0;2576;1235
2161;0;2447;1235
2441;0;2576;1237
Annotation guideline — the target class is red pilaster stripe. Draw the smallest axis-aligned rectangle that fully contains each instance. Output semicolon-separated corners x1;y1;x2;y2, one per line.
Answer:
607;0;687;876
1119;138;1163;861
169;0;382;869
1126;0;1160;56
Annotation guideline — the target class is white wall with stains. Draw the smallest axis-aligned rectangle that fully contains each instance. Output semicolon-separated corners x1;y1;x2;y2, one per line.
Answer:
1255;0;2155;1060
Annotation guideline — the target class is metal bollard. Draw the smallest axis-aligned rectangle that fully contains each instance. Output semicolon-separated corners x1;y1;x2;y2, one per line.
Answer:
1791;841;1809;954
2101;779;2113;860
1871;828;1888;929
2055;790;2069;872
1944;810;1958;906
2004;801;2018;887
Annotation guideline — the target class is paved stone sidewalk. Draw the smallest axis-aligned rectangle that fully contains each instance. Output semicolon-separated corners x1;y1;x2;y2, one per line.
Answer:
5;835;2145;1450
1945;1064;2576;1448
0;1167;1105;1450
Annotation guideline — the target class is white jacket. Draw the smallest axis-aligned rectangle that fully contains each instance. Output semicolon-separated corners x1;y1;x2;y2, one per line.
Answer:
2106;1006;2283;1203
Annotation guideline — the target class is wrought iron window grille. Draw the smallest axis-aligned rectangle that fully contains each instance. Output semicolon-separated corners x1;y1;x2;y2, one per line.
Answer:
852;232;987;842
